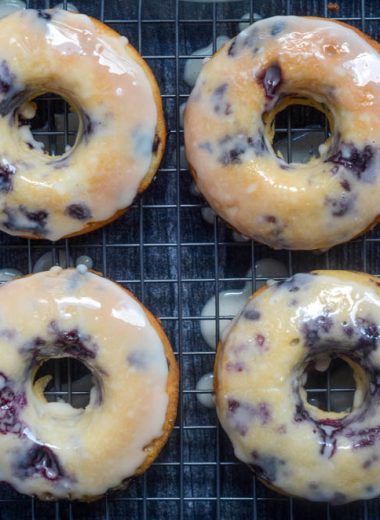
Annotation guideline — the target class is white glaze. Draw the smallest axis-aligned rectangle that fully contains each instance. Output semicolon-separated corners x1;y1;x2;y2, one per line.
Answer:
184;35;230;87
201;207;215;225
0;9;159;240
195;372;215;408
0;268;170;499
232;231;249;242
184;16;380;250
33;250;73;273
0;267;22;282
200;258;287;348
75;255;93;270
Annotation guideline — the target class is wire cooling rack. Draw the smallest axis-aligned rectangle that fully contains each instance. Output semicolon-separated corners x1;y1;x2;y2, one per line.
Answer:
1;0;380;519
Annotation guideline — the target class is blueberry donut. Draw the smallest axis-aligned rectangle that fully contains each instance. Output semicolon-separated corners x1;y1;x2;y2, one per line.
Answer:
215;270;380;503
184;16;380;250
0;266;178;500
0;9;165;240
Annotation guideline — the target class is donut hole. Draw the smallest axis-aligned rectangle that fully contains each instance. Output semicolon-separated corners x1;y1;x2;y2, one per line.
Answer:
15;93;80;157
271;102;332;164
304;356;357;413
33;357;96;409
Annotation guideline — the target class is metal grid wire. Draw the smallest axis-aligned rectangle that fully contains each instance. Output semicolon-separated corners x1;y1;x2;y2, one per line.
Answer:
0;0;380;519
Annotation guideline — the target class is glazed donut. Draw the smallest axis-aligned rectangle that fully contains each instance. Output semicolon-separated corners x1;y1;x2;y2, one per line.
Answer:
0;266;178;500
214;270;380;504
0;9;165;241
184;16;380;250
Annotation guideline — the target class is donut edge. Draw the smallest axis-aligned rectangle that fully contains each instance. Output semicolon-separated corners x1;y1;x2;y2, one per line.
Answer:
213;281;289;498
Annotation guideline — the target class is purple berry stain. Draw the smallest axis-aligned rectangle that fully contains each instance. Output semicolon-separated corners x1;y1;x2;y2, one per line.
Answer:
0;162;16;192
0;61;14;95
14;444;64;481
0;372;26;436
226;361;246;372
256;334;266;348
227;398;272;436
326;144;374;181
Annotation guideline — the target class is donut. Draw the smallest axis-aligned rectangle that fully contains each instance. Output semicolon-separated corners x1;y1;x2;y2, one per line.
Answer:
214;270;380;503
0;266;178;500
0;9;165;241
184;16;380;250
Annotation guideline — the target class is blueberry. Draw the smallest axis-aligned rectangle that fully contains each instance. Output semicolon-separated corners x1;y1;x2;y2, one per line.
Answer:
218;133;267;165
325;194;355;217
271;21;285;36
326;144;374;181
213;83;228;98
65;203;92;220
226;361;245;372
302;315;333;347
82;112;94;139
3;206;48;235
25;209;48;223
257;402;271;424
342;323;354;337
0;61;14;96
37;10;52;21
227;398;240;413
340;179;351;191
257;64;282;100
356;317;379;349
224;103;232;115
54;328;96;359
212;84;232;116
294;403;310;422
247;131;267;155
256;334;265;348
243;309;261;321
0;375;26;436
0;162;16;192
128;351;147;370
14;444;64;481
227;399;271;436
221;148;245;166
198;141;213;154
250;454;285;483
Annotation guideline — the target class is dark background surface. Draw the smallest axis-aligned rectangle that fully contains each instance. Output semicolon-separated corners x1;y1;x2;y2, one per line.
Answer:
0;0;380;519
